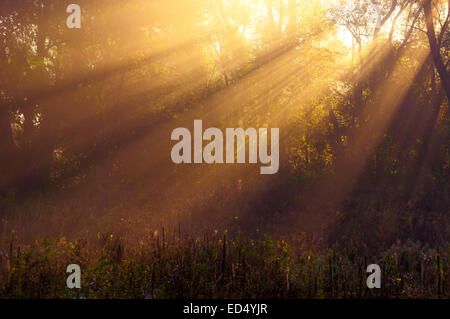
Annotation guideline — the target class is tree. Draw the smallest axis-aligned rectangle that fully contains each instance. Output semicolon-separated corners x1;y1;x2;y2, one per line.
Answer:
422;0;450;102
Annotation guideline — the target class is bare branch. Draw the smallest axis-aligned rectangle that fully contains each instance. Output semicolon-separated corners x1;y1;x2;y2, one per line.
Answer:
438;0;450;48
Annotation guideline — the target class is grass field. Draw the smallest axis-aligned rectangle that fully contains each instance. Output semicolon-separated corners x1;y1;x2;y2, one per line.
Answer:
1;230;447;299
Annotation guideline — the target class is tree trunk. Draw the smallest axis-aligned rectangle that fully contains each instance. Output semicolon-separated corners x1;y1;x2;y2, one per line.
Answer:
423;0;450;102
0;106;18;191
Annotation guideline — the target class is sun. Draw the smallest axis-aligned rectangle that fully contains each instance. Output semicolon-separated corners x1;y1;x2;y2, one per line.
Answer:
336;25;354;48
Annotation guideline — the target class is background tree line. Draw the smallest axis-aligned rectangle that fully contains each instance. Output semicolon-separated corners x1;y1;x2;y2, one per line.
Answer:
0;0;448;252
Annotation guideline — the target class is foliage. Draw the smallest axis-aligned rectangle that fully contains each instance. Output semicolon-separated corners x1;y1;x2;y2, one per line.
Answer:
0;230;448;299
